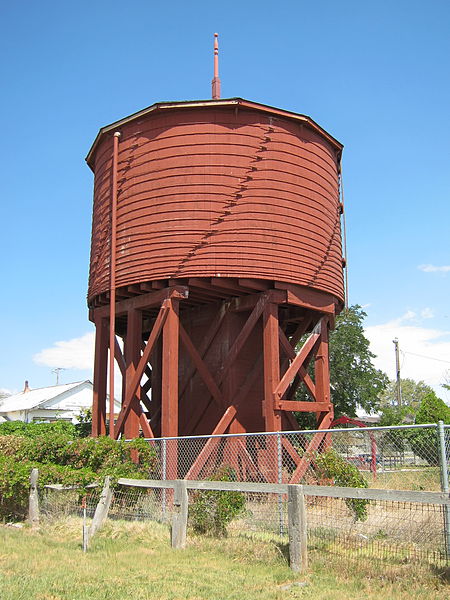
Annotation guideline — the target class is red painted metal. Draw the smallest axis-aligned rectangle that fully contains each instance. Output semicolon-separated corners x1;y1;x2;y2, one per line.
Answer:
212;33;221;99
108;131;120;438
330;416;378;477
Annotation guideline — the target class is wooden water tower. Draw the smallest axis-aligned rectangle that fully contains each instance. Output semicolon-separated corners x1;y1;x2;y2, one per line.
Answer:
86;38;344;451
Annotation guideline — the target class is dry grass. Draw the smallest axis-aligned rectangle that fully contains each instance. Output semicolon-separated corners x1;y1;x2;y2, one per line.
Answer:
0;518;448;600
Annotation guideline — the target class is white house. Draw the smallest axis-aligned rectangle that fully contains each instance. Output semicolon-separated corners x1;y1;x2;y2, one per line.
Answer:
0;380;120;424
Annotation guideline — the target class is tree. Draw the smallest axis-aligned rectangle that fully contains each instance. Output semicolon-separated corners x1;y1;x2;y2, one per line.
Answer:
295;305;388;424
378;379;435;426
406;391;450;466
379;378;434;409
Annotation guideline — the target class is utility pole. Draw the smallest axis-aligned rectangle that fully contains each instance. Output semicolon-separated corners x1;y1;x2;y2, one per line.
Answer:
52;368;65;385
392;338;402;406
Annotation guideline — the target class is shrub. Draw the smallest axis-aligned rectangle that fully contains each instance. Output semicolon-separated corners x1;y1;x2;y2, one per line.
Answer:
0;455;97;520
313;449;369;521
0;421;77;438
405;392;450;466
0;430;158;520
190;466;245;537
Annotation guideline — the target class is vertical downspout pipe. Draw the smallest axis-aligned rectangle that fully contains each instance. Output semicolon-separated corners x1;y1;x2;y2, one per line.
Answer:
109;131;121;438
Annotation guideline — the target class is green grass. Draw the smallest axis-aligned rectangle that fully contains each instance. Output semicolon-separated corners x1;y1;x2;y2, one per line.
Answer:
0;519;448;600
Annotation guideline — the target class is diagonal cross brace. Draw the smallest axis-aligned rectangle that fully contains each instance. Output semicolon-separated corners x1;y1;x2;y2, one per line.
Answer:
184;292;270;433
274;321;322;400
114;301;169;438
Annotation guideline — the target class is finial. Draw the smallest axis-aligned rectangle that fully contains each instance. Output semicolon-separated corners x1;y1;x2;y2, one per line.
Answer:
212;33;221;100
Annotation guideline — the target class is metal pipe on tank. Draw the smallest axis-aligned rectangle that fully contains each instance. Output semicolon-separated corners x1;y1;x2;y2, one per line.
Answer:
212;33;221;99
109;131;121;438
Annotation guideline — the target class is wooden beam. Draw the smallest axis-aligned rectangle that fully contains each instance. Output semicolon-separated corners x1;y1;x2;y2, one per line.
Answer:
92;318;108;436
314;318;330;404
93;286;188;318
263;303;281;431
238;278;270;291
275;282;337;315
179;324;224;409
123;309;142;440
231;290;286;313
114;302;169;437
275;401;331;412
139;412;154;438
161;299;180;438
274;329;321;399
221;293;269;377
289;412;334;483
179;301;229;404
183;296;268;434
114;337;126;376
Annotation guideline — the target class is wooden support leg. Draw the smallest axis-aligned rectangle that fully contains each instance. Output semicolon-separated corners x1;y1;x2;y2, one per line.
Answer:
314;319;333;449
161;299;180;478
124;309;142;441
263;303;281;432
262;303;281;481
92;318;108;436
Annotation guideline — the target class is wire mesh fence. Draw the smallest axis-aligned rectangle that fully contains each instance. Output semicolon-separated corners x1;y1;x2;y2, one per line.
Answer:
141;424;449;492
90;481;449;568
35;422;450;570
39;486;101;520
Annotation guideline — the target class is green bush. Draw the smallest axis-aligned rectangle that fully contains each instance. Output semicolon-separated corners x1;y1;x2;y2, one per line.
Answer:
0;455;97;520
0;420;77;438
313;449;369;521
0;429;158;520
190;466;245;537
405;392;450;466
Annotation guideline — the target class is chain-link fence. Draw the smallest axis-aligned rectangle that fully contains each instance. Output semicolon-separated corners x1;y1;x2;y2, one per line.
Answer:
35;423;450;570
140;423;450;493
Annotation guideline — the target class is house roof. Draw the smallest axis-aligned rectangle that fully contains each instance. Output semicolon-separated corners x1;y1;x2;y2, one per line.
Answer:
0;381;91;413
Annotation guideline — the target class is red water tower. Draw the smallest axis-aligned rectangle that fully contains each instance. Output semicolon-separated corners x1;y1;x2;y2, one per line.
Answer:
86;38;344;452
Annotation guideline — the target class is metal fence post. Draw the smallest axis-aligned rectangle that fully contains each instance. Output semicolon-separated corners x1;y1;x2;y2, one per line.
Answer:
437;421;450;556
162;439;167;520
277;432;284;535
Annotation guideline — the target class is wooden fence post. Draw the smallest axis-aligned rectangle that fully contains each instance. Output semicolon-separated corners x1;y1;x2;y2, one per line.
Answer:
288;484;308;572
29;468;40;527
171;480;188;549
88;476;113;544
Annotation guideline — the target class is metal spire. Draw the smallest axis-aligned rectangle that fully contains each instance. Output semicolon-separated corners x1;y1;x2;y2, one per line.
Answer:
212;33;221;99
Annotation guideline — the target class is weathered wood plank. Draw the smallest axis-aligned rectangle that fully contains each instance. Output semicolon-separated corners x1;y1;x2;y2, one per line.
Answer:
115;478;450;505
29;468;39;527
288;484;308;572
171;480;188;549
88;476;113;542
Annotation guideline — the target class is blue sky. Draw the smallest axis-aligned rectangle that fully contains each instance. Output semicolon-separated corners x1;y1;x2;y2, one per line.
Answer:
1;1;449;399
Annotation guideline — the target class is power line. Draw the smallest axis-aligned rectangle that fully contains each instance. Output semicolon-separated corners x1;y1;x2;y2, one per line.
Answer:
402;350;450;365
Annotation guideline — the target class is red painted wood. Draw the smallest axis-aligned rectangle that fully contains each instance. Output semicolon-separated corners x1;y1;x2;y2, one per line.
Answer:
92;318;108;436
263;303;281;431
88;100;341;442
88;102;343;307
123;309;142;440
